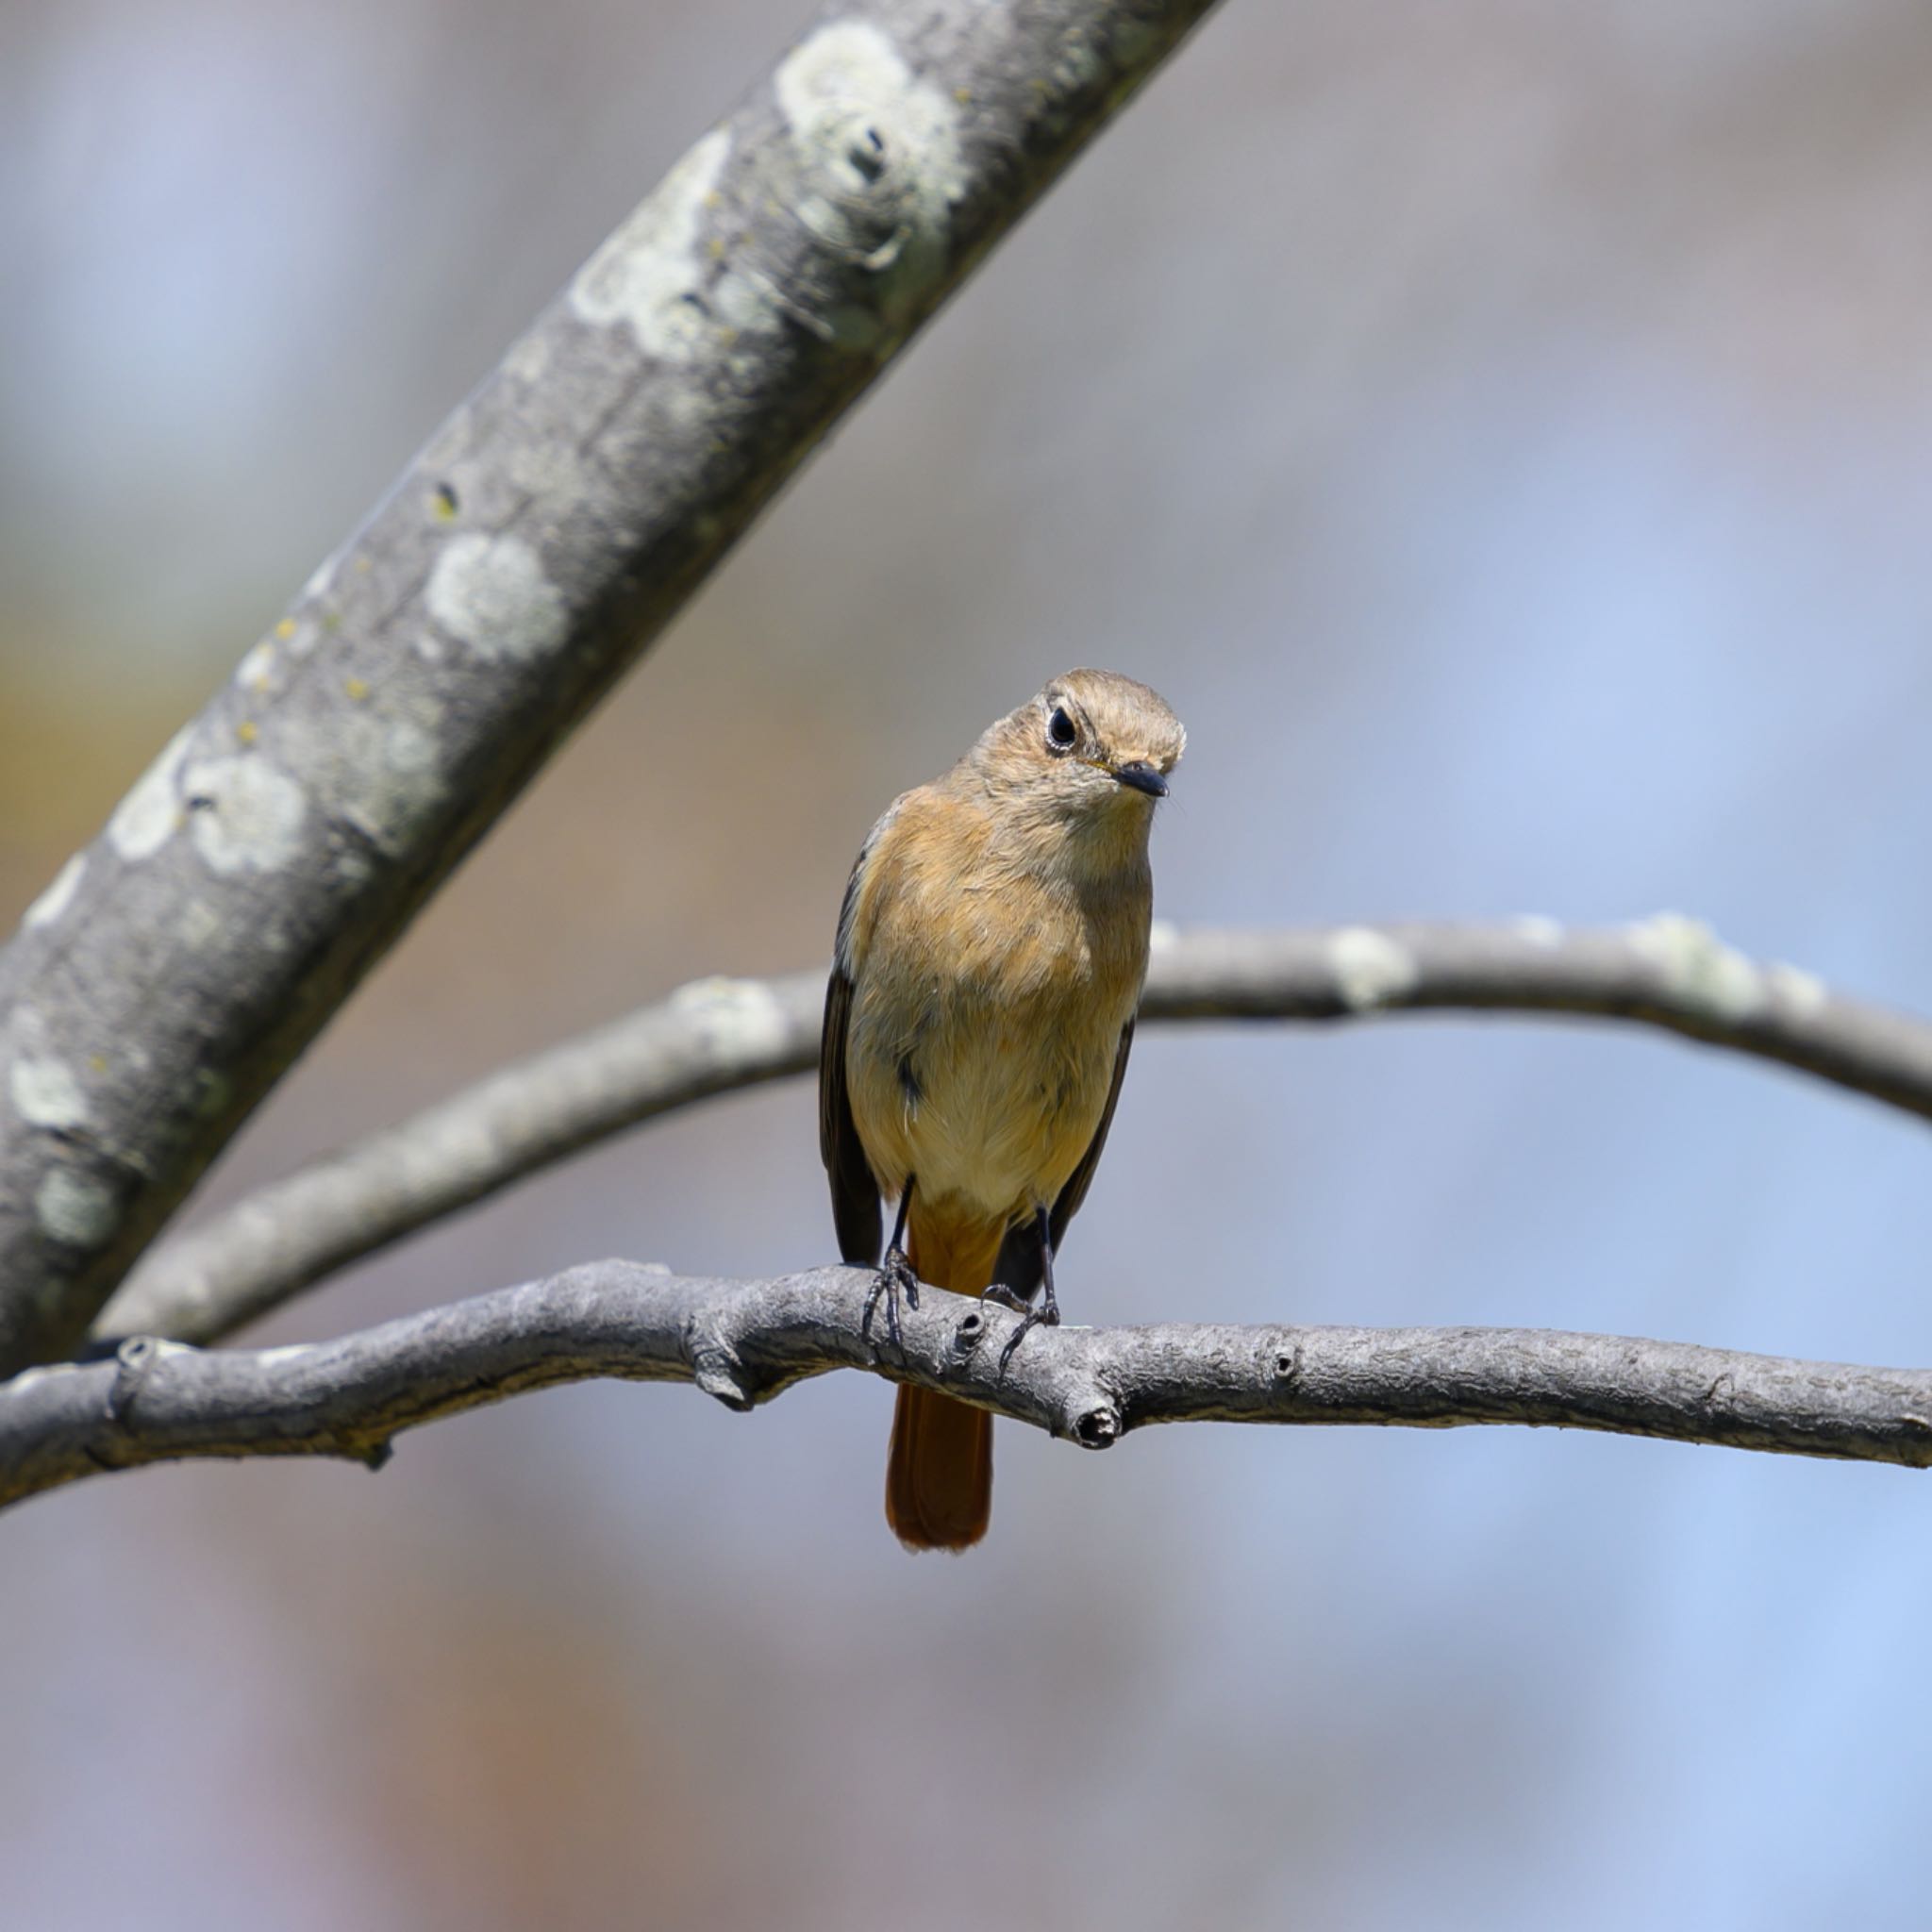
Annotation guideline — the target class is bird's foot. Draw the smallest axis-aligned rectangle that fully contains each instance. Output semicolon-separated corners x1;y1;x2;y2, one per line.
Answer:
990;1280;1060;1374
863;1244;921;1350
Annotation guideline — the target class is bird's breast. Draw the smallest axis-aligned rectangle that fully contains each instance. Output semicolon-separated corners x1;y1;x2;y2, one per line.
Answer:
845;852;1148;1225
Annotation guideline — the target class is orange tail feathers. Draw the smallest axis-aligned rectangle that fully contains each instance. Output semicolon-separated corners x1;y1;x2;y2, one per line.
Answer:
884;1217;1001;1552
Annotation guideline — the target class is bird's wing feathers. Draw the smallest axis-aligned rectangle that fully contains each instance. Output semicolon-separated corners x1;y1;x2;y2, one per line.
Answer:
820;959;881;1266
819;803;906;1267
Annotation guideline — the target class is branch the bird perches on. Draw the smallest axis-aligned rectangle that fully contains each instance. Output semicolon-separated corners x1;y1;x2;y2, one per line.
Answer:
8;1259;1931;1512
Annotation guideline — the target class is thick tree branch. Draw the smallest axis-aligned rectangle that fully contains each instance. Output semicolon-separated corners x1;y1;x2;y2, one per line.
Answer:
98;916;1932;1349
11;1259;1932;1512
0;0;1224;1372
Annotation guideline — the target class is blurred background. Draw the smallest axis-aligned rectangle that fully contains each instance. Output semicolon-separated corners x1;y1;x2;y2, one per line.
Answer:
6;0;1932;1924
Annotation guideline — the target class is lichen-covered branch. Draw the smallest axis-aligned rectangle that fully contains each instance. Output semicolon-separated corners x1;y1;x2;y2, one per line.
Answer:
98;916;1932;1349
10;1259;1932;1512
0;0;1224;1373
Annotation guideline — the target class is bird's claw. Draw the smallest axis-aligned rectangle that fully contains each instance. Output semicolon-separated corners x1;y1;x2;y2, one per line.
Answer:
863;1245;921;1349
994;1286;1060;1375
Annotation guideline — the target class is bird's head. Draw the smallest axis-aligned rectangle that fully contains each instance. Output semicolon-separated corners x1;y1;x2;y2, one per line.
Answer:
973;669;1185;833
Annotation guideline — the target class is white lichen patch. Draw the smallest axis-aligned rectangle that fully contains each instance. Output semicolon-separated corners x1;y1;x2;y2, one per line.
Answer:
368;720;447;849
384;719;439;780
1046;35;1105;97
35;1168;120;1249
302;548;343;603
714;268;778;334
425;533;568;662
571;127;732;359
23;854;86;930
1767;961;1829;1019
281;618;323;658
108;725;194;861
775;21;967;315
1328;927;1420;1010
235;641;276;693
249;1342;321;1370
504;327;554;387
10;1055;88;1130
183;758;308;876
504;439;593;514
1626;912;1763;1023
175;900;222;949
1510;913;1565;949
671;975;791;1059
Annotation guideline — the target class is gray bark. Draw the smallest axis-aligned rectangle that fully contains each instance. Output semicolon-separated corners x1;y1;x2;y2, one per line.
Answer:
0;0;1223;1374
97;916;1932;1348
9;1261;1930;1513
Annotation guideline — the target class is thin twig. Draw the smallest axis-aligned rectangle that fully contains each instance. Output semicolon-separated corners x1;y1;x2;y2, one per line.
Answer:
97;916;1932;1348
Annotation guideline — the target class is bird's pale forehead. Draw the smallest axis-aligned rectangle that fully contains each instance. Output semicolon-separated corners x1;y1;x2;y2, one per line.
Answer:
1041;670;1183;749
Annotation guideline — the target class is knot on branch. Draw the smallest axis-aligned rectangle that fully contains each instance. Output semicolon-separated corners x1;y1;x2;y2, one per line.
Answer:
1068;1400;1122;1449
685;1311;753;1411
108;1334;164;1423
1032;1343;1123;1451
765;21;968;350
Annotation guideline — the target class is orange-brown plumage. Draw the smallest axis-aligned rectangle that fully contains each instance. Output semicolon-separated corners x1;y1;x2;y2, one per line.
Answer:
820;670;1184;1551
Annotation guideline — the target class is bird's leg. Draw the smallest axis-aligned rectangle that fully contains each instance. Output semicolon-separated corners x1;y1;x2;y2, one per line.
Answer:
996;1206;1061;1373
863;1178;920;1349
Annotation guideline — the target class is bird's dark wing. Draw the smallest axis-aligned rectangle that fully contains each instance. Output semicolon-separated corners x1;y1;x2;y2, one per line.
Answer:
993;1019;1136;1299
820;855;882;1267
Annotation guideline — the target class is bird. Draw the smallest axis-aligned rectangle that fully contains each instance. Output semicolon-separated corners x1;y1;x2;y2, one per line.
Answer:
819;669;1185;1550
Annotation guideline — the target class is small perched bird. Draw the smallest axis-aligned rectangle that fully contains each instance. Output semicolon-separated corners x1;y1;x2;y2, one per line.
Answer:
820;670;1185;1550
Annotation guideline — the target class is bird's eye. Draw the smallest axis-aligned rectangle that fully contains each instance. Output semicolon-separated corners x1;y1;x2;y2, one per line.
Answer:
1045;706;1077;752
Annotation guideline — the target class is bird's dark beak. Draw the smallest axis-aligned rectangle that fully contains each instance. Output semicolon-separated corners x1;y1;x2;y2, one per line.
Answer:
1113;760;1168;798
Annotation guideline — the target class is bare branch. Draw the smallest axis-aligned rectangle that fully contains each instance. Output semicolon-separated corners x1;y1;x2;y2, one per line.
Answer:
98;917;1932;1349
0;0;1224;1372
12;1259;1932;1512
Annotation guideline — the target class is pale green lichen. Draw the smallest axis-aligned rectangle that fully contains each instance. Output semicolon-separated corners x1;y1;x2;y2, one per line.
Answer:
425;533;568;662
1626;912;1763;1023
1328;927;1421;1010
184;757;308;876
35;1168;119;1249
10;1055;88;1130
107;724;194;861
774;21;967;339
277;700;449;858
22;854;86;931
571;127;733;359
671;975;791;1058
